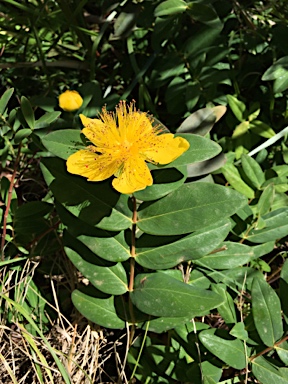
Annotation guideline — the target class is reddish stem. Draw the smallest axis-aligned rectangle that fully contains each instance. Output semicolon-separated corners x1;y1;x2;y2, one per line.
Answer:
249;335;288;361
128;196;137;292
1;144;22;260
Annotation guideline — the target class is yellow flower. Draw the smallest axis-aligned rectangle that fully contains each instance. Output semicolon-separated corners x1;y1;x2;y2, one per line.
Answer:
59;90;83;112
67;101;189;194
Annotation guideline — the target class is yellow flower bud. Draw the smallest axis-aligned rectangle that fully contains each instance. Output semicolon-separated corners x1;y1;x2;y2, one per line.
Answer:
59;90;83;112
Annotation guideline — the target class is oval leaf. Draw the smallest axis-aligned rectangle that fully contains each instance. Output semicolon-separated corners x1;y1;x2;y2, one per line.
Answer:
195;242;253;269
154;0;188;17
161;133;222;168
131;272;224;318
252;356;288;384
21;96;35;129
134;166;187;201
199;329;247;370
247;207;288;243
34;111;61;129
177;108;216;136
252;276;283;347
76;231;130;263
0;88;14;115
65;247;128;295
221;162;255;199
14;128;32;144
72;290;125;329
186;152;226;178
42;129;85;159
137;182;247;235
241;154;265;189
136;219;231;269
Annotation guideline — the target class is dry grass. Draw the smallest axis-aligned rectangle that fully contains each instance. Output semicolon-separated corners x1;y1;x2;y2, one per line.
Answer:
0;257;128;384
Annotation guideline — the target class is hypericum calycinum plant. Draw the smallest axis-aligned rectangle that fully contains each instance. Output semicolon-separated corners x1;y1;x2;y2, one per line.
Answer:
41;100;245;333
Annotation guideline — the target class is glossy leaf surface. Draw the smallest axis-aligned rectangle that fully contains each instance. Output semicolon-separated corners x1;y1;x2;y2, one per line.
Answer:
252;276;283;347
135;219;231;269
137;182;247;235
199;329;247;370
131;272;223;318
72;290;124;329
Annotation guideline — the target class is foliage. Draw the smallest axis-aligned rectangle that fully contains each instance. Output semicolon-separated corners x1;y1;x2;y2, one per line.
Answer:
1;0;288;383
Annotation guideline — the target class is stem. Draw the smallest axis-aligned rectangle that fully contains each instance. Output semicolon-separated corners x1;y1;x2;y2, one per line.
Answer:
249;335;288;361
128;196;137;292
1;144;22;260
128;196;138;348
129;320;150;383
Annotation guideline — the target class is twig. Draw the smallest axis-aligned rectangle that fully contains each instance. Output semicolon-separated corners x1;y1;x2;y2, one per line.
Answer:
249;335;288;361
1;144;22;260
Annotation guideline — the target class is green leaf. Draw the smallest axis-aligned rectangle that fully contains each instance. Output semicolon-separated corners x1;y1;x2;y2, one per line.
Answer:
211;283;237;324
21;96;35;129
252;356;288;384
195;242;253;269
137;182;247;235
252;241;275;259
199;329;247;370
65;246;128;295
241;154;265;189
251;276;283;347
280;259;288;323
232;121;250;138
131;272;223;318
201;361;222;384
262;56;288;81
262;56;288;92
134;166;187;201
40;157;132;231
221;162;255;199
257;184;275;216
72;290;125;329
186;153;226;178
75;231;130;263
184;25;221;59
177;107;217;136
154;0;188;17
42;129;85;159
246;207;288;243
229;322;248;341
0;88;14;115
14;201;52;219
226;95;246;122
262;176;288;193
144;316;192;333
187;3;222;28
34;111;61;129
168;133;222;168
113;5;141;39
14;128;32;143
276;341;288;365
273;72;288;93
250;120;276;139
135;219;231;269
14;201;52;243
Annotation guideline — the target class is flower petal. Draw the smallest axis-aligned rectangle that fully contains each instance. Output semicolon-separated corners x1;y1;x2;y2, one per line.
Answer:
80;114;120;148
67;149;119;181
112;157;153;194
144;134;190;164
